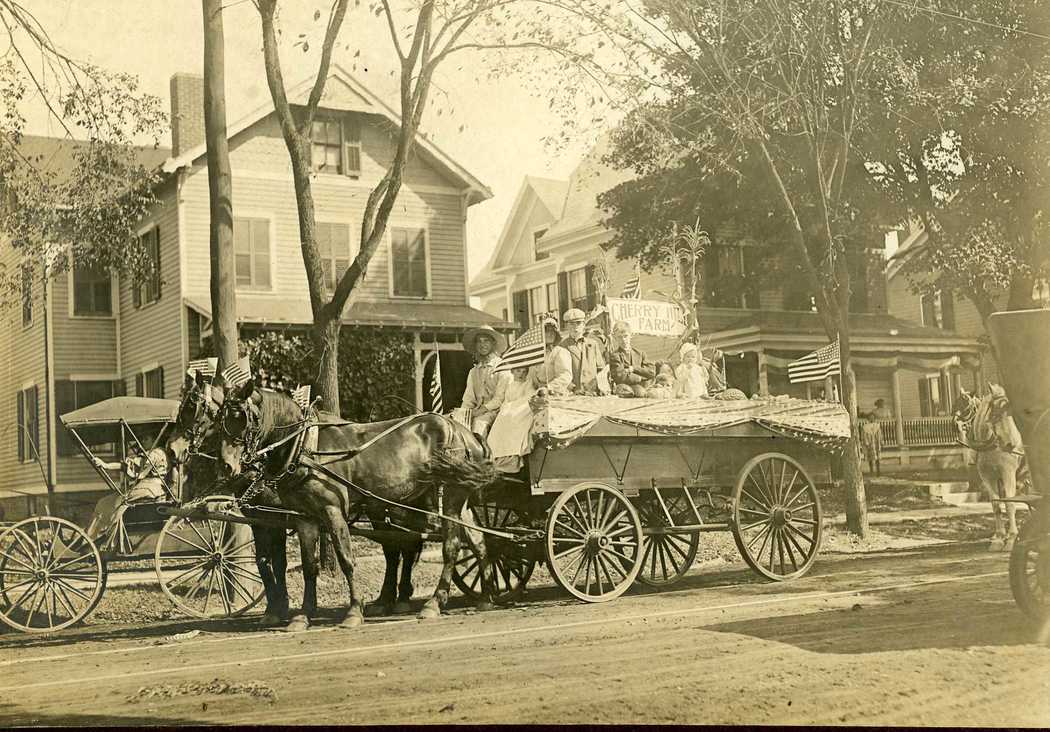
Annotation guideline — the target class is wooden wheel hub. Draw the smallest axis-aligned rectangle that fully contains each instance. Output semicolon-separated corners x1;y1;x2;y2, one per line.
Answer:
771;507;792;526
586;531;611;552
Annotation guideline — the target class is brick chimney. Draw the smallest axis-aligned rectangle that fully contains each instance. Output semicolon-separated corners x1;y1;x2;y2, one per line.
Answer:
170;73;205;157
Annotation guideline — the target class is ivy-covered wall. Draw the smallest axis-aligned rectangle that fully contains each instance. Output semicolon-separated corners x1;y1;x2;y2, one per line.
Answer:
203;327;416;421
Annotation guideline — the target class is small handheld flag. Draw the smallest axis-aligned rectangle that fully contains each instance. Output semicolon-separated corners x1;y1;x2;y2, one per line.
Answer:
292;384;312;411
494;322;547;373
220;357;251;387
788;340;841;383
428;351;444;413
186;357;217;380
621;261;641;299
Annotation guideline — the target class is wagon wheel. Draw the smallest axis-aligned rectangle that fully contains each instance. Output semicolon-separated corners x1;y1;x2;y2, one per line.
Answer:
635;491;701;588
545;482;643;602
731;453;822;581
155;497;265;619
1009;512;1050;623
452;503;536;604
0;517;106;633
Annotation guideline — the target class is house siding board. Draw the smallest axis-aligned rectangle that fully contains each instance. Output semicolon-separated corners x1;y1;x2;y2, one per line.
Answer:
50;275;117;377
118;185;183;402
0;240;49;496
181;134;470;321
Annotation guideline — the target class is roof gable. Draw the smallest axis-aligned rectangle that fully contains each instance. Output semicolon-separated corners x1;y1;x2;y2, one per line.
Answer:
162;64;491;203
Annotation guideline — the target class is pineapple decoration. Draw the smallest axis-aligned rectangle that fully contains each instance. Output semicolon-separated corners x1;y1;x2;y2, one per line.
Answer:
661;218;711;349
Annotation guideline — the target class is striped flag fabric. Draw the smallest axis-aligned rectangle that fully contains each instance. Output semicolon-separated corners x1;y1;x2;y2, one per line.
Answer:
428;351;443;413
292;384;312;411
494;322;547;373
788;340;841;383
186;357;217;380
621;275;641;299
220;357;251;387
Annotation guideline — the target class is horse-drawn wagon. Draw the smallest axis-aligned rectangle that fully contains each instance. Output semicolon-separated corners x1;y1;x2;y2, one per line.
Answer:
0;397;264;633
450;394;848;604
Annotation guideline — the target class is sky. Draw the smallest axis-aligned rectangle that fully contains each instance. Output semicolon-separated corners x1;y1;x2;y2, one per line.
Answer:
18;0;601;280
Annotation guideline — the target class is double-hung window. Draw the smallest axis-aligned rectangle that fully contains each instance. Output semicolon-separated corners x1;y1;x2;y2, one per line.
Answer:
567;267;588;310
234;218;272;289
134;226;161;307
390;227;428;298
311;117;362;178
56;380;117;456
73;261;112;316
317;222;353;291
136;367;164;399
920;290;955;330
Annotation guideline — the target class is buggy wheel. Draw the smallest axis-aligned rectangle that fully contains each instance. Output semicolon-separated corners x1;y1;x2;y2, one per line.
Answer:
0;517;106;633
452;503;536;603
732;453;822;581
155;497;264;619
545;482;643;603
1009;513;1050;623
635;492;700;588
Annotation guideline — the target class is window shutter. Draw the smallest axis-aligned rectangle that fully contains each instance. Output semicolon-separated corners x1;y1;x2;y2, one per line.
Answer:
343;117;362;177
16;391;24;460
156;367;165;399
30;386;38;460
918;378;930;418
557;271;570;318
511;289;529;333
153;227;162;300
584;264;597;310
135;373;144;397
940;291;955;330
55;381;76;456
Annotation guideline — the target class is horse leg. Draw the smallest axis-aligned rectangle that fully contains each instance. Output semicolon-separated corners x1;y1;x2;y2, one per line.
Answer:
457;501;497;612
394;540;423;614
320;505;365;629
1004;462;1019;552
419;520;461;620
255;526;289;626
364;542;401;617
285;520;320;632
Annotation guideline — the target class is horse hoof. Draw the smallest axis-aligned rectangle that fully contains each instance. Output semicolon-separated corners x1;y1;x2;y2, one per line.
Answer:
393;601;414;615
417;605;441;620
339;613;364;629
283;615;310;632
476;601;496;612
259;612;289;628
989;539;1005;552
365;603;392;618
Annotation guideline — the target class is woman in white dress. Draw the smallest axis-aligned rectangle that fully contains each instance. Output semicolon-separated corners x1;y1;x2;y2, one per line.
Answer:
488;366;538;473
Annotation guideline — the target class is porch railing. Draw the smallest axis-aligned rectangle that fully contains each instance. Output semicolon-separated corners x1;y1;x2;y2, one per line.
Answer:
877;417;958;448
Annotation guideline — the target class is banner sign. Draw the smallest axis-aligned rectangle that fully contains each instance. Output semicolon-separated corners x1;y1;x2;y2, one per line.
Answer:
606;297;687;337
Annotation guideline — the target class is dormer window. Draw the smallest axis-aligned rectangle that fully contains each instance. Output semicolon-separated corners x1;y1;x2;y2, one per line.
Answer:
920;290;955;330
533;228;549;261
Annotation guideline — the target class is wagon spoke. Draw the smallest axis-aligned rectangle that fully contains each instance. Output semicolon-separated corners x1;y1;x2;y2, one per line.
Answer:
563;503;590;535
657;540;670;581
186;520;212;551
215;567;233;616
567;548;587;587
224;561;263;584
746;521;772;552
790;517;818;526
201;568;217;613
595;553;618;589
583;555;595;595
740;517;771;533
24;584;47;628
737;507;770;518
165;531;213;554
776;529;789;575
769;528;781;574
643;538;656;578
551;536;586;545
600;509;629;535
777;459;789;504
571;495;590;531
782;528;804;569
222;566;257;606
780;471;801;508
10;530;40;566
49;551;97;575
1;575;38;598
606;523;639;540
602;544;638;568
740;487;770;511
784;521;816;546
0;566;36;576
663;535;691;564
179;565;213;602
49;575;94;603
0;549;36;572
51;580;79;618
553;519;585;539
747;474;775;509
43;583;55;628
554;543;586;564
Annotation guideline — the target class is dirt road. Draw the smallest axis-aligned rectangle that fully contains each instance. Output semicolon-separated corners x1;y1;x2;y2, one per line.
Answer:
1;541;1048;726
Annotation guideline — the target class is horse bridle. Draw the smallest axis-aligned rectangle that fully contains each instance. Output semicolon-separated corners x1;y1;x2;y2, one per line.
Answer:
174;386;220;462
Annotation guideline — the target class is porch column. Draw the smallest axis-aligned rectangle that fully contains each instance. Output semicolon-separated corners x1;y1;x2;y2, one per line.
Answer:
756;348;769;396
891;365;905;446
413;334;424;411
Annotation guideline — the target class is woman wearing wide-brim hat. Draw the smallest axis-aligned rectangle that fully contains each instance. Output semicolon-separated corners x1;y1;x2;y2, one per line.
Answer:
459;324;510;436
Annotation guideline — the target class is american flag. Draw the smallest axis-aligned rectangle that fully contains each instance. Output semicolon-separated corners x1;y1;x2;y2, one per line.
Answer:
185;357;217;380
292;384;312;411
428;351;443;413
494;322;547;373
788;340;841;383
220;357;251;387
621;274;641;299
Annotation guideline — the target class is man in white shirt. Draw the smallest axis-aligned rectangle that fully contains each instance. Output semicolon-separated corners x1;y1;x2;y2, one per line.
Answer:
460;325;511;436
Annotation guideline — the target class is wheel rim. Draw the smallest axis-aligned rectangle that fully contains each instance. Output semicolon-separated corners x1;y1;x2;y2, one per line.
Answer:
636;492;700;587
0;517;104;633
1017;539;1050;616
545;483;642;602
731;453;822;581
452;503;536;603
155;499;264;619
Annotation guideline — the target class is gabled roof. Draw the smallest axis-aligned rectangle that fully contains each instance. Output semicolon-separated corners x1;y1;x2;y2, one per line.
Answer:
15;135;170;186
528;176;569;220
161;64;492;205
544;133;634;240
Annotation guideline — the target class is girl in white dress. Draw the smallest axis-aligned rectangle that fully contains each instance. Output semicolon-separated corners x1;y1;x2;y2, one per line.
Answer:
488;366;538;473
673;343;709;399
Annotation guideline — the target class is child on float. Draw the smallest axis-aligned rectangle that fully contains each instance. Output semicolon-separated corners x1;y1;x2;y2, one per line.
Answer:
673;342;709;399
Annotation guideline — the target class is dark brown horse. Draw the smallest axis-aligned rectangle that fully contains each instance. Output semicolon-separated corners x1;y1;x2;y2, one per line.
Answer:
210;379;500;630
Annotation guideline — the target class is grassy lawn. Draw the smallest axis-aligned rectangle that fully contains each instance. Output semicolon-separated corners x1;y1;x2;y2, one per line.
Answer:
818;482;948;517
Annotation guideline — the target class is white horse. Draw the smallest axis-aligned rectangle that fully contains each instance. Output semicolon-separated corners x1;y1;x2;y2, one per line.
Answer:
955;385;1026;551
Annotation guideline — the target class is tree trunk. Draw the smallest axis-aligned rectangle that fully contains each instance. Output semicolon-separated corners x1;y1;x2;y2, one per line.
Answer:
314;318;342;415
202;0;237;373
838;326;868;537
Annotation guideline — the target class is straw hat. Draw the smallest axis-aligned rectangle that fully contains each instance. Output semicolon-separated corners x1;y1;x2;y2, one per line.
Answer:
463;325;506;354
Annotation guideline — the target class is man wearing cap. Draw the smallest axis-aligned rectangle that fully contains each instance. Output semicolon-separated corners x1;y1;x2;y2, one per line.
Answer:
461;325;511;436
559;308;607;396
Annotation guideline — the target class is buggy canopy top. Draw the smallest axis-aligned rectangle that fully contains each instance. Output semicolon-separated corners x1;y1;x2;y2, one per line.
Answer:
60;396;180;428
